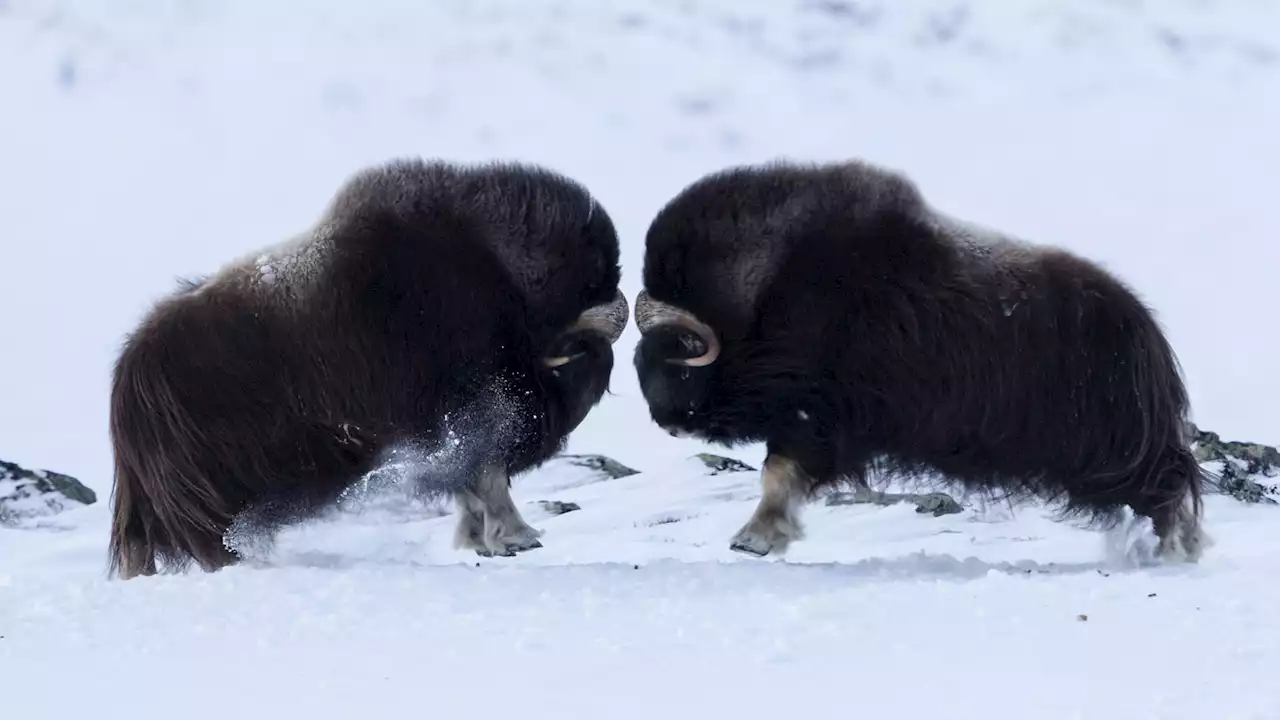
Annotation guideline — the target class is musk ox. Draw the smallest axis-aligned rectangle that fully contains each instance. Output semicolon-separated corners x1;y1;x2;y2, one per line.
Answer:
633;158;1207;564
108;157;628;579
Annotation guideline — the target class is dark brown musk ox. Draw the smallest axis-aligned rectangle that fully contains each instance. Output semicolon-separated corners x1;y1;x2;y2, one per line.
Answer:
632;158;1207;564
108;158;629;579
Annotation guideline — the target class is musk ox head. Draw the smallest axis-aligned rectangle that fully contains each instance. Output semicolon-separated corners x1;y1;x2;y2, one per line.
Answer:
631;160;840;441
326;158;631;368
516;190;629;437
327;159;631;438
542;285;629;435
632;288;722;436
631;159;928;444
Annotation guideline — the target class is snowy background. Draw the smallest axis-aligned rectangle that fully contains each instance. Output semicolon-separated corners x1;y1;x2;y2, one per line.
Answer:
2;1;1279;718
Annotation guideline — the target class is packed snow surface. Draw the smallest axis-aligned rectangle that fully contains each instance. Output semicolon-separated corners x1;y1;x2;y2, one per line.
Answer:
2;1;1278;718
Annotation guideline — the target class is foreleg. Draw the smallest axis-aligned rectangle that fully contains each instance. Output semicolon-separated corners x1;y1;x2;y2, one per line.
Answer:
729;453;815;557
452;463;544;557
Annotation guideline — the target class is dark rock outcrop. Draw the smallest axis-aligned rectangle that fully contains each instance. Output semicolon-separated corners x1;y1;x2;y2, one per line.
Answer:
693;453;756;475
555;453;640;480
536;500;581;516
824;487;965;516
0;459;97;527
1187;422;1279;505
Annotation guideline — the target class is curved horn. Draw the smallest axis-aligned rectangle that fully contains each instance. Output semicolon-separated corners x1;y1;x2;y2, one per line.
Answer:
634;289;720;367
542;288;630;368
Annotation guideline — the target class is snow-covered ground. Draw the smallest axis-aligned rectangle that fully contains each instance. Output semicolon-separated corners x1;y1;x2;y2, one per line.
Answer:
6;457;1280;719
2;1;1278;718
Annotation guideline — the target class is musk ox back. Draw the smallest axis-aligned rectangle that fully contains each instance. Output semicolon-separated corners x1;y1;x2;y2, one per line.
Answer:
109;157;629;579
633;158;1206;564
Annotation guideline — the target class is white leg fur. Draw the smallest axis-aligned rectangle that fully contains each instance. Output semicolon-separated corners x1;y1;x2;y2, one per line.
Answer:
1156;498;1211;564
1102;512;1159;569
729;454;811;557
1104;496;1212;569
451;492;488;553
451;463;543;557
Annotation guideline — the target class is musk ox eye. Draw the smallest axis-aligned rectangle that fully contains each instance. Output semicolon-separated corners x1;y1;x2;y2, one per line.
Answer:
548;333;592;362
675;331;708;360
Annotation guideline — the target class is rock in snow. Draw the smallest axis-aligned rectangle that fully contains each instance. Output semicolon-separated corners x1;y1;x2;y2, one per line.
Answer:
554;453;641;480
1187;422;1280;505
536;499;582;516
825;487;966;517
0;459;97;527
694;453;757;475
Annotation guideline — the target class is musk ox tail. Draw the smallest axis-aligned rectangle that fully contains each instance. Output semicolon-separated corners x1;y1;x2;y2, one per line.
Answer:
108;454;160;579
107;332;240;579
107;316;382;580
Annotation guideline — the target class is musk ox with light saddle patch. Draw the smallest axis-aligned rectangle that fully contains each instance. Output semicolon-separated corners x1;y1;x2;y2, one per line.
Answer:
108;158;629;579
633;158;1206;564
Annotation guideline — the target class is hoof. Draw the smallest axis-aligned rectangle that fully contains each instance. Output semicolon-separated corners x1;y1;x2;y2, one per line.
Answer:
729;514;801;558
482;538;543;557
479;527;544;558
729;528;785;557
729;537;773;557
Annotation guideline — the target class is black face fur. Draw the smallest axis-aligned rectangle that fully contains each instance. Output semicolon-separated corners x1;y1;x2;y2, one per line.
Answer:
543;331;615;436
634;158;1204;544
634;326;717;434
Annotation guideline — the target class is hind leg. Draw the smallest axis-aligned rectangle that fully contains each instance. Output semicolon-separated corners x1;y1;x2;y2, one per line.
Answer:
729;453;814;557
222;421;384;565
1124;483;1206;565
1137;448;1209;564
1148;498;1207;563
452;463;543;557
